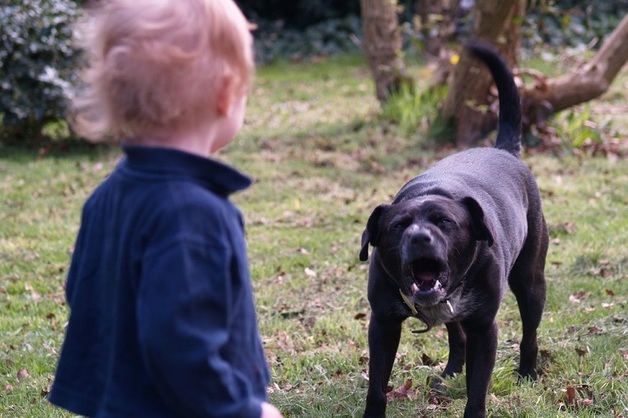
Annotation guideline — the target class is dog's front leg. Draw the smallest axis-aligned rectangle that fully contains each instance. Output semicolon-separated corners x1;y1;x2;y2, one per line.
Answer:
363;315;402;418
462;321;498;418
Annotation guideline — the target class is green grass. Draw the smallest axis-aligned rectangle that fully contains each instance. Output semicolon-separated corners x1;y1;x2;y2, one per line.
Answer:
1;53;627;417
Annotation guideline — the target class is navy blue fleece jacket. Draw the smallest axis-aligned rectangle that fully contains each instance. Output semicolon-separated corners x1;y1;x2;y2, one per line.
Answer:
49;146;270;418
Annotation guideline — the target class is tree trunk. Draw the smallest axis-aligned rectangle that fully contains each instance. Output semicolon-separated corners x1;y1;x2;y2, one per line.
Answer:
522;14;628;123
415;0;460;57
442;0;526;146
360;0;407;104
416;0;443;56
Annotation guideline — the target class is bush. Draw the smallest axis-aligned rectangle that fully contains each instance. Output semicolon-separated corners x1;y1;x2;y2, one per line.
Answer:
253;16;362;64
524;0;628;49
236;0;360;29
0;0;81;140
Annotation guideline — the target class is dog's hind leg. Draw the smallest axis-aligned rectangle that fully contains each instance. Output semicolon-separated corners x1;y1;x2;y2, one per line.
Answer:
443;321;466;377
508;218;548;379
431;321;466;390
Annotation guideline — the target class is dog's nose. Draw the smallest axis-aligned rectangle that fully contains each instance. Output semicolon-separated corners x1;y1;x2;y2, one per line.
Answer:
412;230;432;245
402;225;440;262
406;225;433;246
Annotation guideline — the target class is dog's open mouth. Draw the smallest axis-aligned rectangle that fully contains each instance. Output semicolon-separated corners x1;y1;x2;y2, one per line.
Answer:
407;258;447;295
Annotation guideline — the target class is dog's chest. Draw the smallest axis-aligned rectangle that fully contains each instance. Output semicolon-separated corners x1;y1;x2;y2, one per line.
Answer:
410;292;475;328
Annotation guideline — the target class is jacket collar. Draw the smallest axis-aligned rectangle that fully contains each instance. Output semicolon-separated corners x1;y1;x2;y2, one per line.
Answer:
121;144;252;197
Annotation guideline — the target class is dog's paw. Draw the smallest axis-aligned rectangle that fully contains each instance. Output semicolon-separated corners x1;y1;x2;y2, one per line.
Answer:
517;368;539;381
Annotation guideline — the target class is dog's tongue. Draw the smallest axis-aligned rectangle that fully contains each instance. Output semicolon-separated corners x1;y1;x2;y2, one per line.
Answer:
417;271;438;282
411;276;439;294
410;272;439;294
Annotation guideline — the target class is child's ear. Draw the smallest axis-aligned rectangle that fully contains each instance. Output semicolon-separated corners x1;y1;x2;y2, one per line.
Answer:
216;77;236;117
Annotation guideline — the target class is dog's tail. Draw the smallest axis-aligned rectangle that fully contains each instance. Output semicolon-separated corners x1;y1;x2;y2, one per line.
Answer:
467;41;522;158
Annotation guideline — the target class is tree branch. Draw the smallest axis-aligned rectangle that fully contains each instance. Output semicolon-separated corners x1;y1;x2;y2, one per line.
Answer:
523;14;628;115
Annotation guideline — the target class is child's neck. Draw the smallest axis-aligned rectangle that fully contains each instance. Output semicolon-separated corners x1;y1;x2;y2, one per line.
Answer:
132;128;222;158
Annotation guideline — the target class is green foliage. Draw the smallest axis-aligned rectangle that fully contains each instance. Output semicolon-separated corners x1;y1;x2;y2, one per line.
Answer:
562;106;601;148
0;0;81;140
525;0;628;50
381;83;448;140
253;16;362;64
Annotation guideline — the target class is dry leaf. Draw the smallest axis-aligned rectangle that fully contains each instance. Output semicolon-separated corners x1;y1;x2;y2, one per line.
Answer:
386;379;415;401
17;369;29;382
421;352;436;366
569;291;588;303
564;386;577;405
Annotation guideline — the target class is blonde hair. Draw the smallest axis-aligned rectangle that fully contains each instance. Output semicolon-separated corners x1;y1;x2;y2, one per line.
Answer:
71;0;254;142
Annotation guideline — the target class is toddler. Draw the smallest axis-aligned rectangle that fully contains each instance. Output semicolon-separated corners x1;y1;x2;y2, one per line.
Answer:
48;0;282;417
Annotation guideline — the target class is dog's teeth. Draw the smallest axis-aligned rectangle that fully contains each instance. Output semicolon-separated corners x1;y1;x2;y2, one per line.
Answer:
446;300;454;314
411;283;419;293
435;280;441;289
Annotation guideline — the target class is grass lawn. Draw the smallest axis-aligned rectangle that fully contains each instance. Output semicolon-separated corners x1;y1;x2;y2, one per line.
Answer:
1;53;627;417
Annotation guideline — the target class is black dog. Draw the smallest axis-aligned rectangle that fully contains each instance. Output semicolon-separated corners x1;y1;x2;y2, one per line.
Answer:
360;42;548;418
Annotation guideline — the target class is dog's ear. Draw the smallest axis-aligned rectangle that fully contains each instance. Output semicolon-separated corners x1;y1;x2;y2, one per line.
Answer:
460;197;495;247
359;204;389;261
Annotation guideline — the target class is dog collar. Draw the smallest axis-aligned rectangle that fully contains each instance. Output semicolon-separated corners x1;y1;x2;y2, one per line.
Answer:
399;289;455;334
399;289;453;315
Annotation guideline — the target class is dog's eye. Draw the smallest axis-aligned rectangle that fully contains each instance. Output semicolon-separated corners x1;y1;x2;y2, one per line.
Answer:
434;216;453;227
389;218;411;232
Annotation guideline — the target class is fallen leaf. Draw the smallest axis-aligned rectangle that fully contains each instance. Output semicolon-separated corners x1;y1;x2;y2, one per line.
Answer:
598;268;612;278
24;283;41;301
359;354;369;366
386;379;415;401
421;352;436;366
17;369;29;382
427;388;452;405
564;386;577;405
569;291;588;303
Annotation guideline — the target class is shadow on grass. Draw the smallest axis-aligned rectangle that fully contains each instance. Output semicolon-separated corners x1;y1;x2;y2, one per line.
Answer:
0;135;117;162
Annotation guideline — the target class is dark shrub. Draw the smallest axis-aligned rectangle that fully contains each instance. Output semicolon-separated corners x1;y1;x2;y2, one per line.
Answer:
236;0;360;29
0;0;81;139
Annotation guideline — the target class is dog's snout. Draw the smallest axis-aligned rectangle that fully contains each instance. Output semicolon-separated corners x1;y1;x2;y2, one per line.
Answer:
404;225;435;252
406;224;431;240
412;230;432;245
